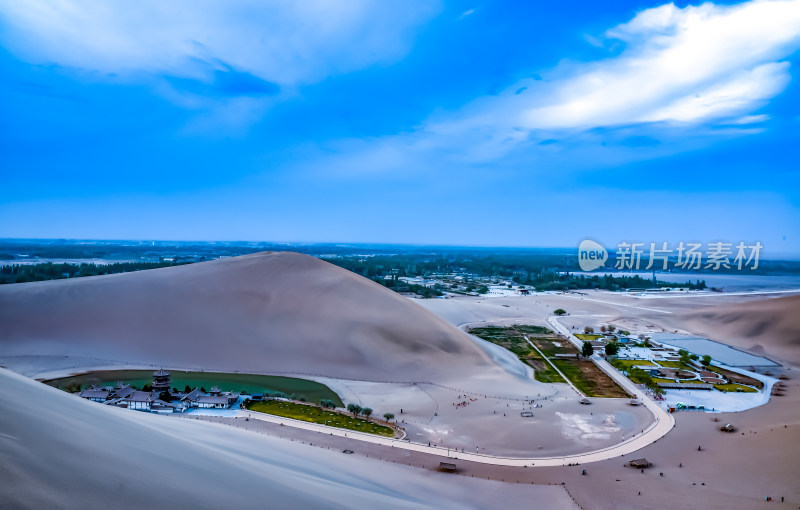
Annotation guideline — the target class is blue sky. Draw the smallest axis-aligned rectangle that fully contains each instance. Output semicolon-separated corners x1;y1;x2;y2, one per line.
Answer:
1;0;799;255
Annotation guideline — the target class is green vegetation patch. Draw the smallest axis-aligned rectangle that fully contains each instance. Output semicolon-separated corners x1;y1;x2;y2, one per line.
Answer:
611;359;655;370
574;334;602;341
551;359;629;398
622;367;664;395
46;370;343;406
0;261;189;285
247;400;394;436
657;361;693;370
514;325;554;335
468;325;566;384
714;383;758;393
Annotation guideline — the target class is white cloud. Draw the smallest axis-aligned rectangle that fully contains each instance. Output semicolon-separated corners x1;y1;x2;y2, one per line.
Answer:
727;114;771;125
520;0;800;129
0;0;439;86
281;0;800;179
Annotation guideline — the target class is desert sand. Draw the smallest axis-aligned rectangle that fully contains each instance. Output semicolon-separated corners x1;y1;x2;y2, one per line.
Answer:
660;294;800;366
0;253;654;457
2;254;799;509
0;252;498;383
415;290;800;508
0;367;578;510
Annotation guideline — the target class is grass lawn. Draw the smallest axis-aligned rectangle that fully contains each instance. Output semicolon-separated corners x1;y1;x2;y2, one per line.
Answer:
551;359;629;398
523;351;567;384
657;361;683;368
513;325;554;335
574;334;602;341
46;370;343;406
714;383;758;393
247;400;394;436
611;359;655;370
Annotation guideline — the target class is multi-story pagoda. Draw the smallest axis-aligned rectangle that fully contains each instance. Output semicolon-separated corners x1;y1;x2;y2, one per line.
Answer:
152;368;171;395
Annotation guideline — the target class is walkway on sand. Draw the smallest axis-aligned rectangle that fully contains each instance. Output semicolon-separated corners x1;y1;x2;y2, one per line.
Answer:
181;316;674;468
192;398;672;467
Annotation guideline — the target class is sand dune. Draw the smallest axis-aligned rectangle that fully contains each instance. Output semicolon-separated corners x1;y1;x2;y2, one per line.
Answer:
0;368;577;510
0;252;497;382
663;294;800;366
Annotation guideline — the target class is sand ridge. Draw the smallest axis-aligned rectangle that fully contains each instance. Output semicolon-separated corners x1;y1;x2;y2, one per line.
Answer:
0;367;579;510
0;252;501;383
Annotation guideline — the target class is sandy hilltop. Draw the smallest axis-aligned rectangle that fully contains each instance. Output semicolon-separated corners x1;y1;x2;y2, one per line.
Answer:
664;294;800;367
0;252;498;383
0;252;654;458
1;252;799;509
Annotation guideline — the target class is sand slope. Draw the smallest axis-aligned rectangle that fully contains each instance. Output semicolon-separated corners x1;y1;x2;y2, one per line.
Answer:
0;252;497;382
663;294;800;366
0;368;577;510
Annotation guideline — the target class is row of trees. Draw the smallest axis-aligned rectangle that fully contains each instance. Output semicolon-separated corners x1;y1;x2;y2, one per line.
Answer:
375;276;444;298
0;261;188;284
319;399;337;409
583;325;631;336
346;403;373;418
345;403;396;422
627;367;666;395
678;349;712;366
513;272;708;292
581;340;621;357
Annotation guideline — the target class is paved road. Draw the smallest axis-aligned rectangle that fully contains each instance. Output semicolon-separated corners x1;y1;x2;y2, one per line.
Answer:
547;315;675;450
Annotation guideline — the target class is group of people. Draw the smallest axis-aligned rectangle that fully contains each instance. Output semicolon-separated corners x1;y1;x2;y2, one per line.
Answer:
452;395;478;409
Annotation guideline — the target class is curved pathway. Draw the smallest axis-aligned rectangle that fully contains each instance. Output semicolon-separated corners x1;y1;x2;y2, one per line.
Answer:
188;314;675;468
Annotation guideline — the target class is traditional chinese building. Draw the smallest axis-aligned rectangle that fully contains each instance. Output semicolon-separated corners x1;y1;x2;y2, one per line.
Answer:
75;369;239;413
152;368;171;394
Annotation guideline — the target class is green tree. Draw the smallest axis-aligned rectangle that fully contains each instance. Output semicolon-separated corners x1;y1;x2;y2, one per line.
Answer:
361;407;373;418
584;326;594;334
554;308;567;316
701;354;712;366
582;341;594;357
346;403;362;416
383;412;394;421
477;285;489;294
604;342;619;356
